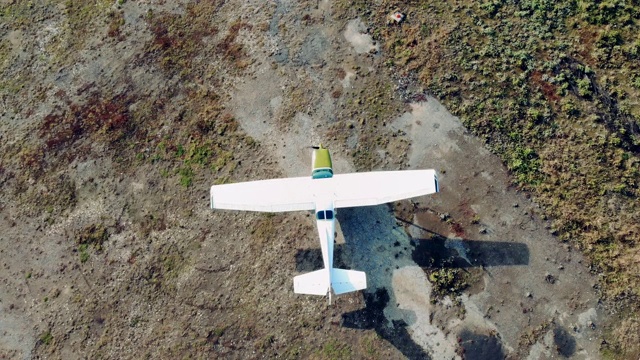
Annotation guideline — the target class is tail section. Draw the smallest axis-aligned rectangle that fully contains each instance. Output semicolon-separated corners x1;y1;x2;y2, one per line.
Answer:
293;268;367;297
294;269;330;296
331;268;367;295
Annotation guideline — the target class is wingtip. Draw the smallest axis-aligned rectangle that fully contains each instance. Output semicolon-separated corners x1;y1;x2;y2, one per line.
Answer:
210;186;215;209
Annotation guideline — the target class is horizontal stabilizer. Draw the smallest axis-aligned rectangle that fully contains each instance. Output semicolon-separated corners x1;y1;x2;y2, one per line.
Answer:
293;269;329;296
331;268;367;295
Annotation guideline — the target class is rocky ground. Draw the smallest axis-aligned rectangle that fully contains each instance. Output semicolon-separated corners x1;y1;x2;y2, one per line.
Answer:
0;0;614;359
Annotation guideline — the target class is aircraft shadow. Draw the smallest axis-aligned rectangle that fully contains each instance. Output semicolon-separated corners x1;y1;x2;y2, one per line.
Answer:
396;217;530;268
295;246;343;273
314;206;531;360
341;288;431;360
295;246;356;272
336;206;433;360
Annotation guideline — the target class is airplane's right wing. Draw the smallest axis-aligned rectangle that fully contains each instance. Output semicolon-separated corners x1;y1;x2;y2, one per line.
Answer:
211;176;316;212
332;169;438;208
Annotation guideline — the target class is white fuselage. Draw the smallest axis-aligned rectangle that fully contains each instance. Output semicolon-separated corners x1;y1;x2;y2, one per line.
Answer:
314;185;336;294
316;209;335;270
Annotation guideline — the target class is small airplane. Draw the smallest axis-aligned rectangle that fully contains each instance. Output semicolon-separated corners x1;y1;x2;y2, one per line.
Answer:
210;145;439;303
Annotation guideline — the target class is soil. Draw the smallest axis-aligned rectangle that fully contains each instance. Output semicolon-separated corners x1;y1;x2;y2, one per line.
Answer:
0;0;609;359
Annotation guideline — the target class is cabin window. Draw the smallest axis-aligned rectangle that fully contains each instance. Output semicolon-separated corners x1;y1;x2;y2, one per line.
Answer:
316;210;333;220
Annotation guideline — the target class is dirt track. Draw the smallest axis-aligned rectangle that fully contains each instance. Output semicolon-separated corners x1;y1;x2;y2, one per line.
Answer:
0;0;609;358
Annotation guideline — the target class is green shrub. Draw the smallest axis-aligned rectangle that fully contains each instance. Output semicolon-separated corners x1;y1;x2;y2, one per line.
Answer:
178;166;194;187
39;331;53;345
577;77;593;97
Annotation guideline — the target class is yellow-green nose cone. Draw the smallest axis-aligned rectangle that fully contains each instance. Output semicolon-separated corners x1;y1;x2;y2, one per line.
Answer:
312;145;333;179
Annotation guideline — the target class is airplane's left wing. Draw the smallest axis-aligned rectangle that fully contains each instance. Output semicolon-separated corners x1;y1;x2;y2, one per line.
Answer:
332;169;438;208
211;177;316;212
